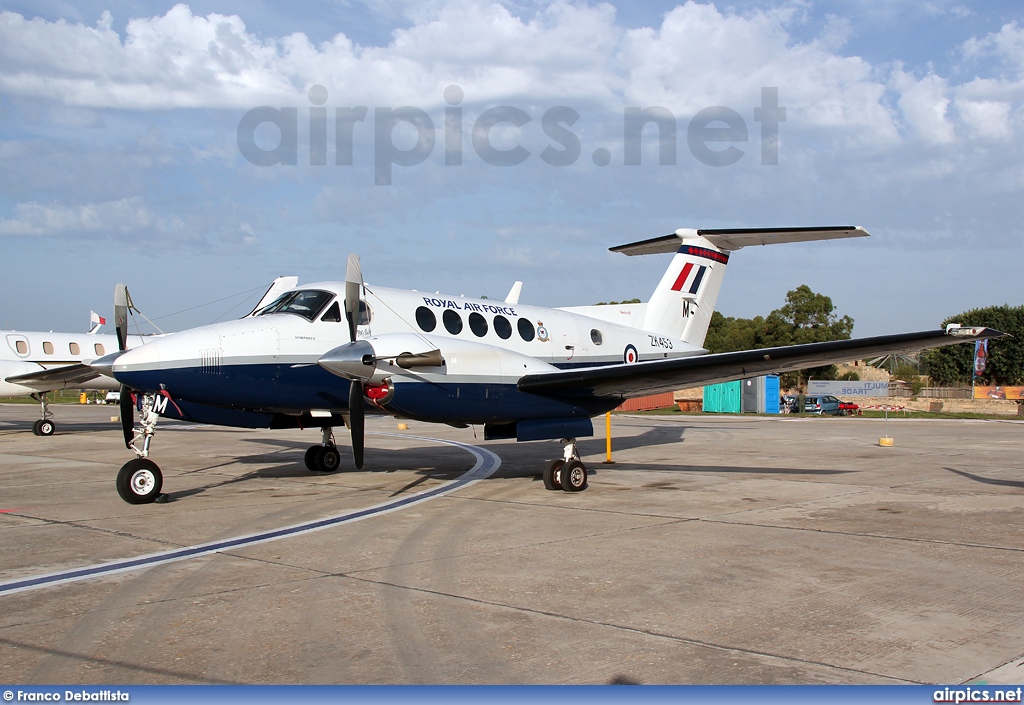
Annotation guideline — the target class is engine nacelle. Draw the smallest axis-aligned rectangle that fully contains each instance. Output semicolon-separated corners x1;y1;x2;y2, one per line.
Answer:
318;333;558;386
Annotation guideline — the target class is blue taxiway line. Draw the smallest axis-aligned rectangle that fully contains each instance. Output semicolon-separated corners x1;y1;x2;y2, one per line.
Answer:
0;434;502;597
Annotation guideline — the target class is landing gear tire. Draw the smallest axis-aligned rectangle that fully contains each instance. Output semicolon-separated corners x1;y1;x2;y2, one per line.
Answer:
36;419;55;436
543;459;564;491
315;445;341;473
116;458;163;504
304;445;321;471
560;459;588;492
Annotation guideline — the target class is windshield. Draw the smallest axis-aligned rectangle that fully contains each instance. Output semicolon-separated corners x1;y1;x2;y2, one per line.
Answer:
256;290;334;321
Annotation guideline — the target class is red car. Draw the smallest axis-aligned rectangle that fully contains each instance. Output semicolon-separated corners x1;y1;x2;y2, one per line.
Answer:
838;400;859;415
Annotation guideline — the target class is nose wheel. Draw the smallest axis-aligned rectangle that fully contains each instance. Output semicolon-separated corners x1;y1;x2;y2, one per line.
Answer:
542;438;588;492
116;458;163;504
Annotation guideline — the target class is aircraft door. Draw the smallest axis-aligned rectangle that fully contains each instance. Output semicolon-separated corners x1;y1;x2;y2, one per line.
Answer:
534;309;580;364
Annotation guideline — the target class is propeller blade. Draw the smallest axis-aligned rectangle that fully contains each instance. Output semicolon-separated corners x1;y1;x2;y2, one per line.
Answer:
344;254;362;343
118;384;134;449
348;381;365;470
114;283;130;352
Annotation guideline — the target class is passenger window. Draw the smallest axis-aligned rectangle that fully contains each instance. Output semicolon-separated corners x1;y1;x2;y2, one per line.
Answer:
320;301;341;322
493;315;512;340
43;341;54;355
69;342;80;355
443;309;463;335
468;312;488;337
94;343;105;356
518;318;535;342
415;306;436;332
590;329;604;345
15;340;27;354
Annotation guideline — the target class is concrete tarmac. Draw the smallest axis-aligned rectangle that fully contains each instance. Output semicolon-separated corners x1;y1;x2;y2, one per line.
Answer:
1;403;1023;685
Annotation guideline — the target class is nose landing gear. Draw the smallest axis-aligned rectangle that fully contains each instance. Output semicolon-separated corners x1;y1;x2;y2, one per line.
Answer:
115;392;164;504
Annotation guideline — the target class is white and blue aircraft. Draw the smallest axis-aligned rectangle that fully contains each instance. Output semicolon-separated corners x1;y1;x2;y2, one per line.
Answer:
91;226;1001;503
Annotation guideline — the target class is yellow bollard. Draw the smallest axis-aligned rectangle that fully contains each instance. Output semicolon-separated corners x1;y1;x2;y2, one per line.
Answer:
879;437;894;447
397;422;408;431
603;411;615;464
79;392;87;404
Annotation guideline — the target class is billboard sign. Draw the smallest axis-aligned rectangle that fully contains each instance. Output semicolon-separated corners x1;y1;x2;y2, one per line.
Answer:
973;386;1024;400
808;380;889;397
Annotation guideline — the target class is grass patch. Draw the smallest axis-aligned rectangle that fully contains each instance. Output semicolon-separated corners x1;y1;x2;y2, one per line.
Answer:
0;390;107;404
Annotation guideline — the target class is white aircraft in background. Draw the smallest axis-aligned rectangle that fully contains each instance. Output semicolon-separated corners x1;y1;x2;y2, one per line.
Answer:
0;277;297;436
0;316;126;435
91;226;1001;504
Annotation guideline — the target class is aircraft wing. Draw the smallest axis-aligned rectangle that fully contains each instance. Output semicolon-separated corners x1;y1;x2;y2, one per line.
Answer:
517;327;1003;401
5;364;103;389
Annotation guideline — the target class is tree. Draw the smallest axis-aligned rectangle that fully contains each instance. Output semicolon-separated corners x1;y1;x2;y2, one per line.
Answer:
767;285;854;345
705;285;854;387
922;305;1024;386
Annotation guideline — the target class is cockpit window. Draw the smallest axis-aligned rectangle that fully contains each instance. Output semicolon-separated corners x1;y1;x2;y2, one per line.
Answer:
257;290;334;321
320;301;342;323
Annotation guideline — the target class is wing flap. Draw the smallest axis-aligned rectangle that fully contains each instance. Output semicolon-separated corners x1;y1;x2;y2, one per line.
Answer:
517;328;1003;400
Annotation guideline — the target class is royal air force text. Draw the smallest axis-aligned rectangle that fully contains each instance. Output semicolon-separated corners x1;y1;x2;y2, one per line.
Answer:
422;298;517;316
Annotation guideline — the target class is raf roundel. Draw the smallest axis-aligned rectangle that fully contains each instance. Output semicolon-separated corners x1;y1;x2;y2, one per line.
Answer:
623;344;639;364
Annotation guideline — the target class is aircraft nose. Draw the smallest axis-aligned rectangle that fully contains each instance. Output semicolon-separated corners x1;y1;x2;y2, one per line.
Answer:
111;339;163;373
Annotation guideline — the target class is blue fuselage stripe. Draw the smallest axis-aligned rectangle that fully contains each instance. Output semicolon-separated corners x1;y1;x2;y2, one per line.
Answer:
117;363;620;425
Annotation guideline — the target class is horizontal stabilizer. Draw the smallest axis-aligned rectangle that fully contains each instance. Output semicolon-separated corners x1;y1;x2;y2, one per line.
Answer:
611;226;868;256
518;327;1004;400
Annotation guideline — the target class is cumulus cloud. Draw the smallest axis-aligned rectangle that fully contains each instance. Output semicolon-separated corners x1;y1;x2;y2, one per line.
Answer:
0;197;152;236
892;70;955;143
0;1;1019;154
0;2;897;135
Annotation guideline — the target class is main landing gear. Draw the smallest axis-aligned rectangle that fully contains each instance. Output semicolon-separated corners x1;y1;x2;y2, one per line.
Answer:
542;438;589;492
304;426;342;473
30;393;55;436
116;392;164;504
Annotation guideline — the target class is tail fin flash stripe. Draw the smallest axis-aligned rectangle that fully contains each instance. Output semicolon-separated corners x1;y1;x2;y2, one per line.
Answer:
679;245;730;264
671;263;694;292
688;266;707;294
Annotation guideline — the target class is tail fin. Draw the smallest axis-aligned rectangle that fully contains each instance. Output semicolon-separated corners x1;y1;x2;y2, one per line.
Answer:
640;230;728;348
611;225;869;348
87;310;106;335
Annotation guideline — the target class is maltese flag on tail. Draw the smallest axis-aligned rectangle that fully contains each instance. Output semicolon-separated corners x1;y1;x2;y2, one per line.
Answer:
88;310;106;334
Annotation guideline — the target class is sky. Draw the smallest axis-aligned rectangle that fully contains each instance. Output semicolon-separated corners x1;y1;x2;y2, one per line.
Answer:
0;0;1022;337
